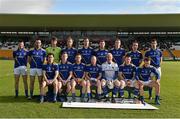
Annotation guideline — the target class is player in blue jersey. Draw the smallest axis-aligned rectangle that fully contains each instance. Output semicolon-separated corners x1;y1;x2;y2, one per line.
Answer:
85;56;102;101
110;38;126;66
118;54;139;99
58;52;73;101
94;40;108;65
78;37;94;64
13;41;28;98
28;39;46;99
40;53;59;103
61;36;77;64
136;58;161;105
145;38;162;99
71;54;86;102
101;53;120;103
127;41;143;67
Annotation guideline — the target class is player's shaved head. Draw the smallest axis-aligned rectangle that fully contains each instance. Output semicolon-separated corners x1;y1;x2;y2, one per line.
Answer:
106;53;113;63
91;56;97;65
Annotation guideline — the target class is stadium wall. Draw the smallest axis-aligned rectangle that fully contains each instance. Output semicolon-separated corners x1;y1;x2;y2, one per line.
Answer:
0;50;13;59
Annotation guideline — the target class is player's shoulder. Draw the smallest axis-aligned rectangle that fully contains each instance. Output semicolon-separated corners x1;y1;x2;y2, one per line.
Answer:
109;48;115;51
131;63;137;68
81;63;86;66
126;51;131;54
119;63;125;67
149;65;156;69
24;48;29;52
46;47;51;50
94;48;100;52
29;48;34;51
120;48;125;51
104;49;109;52
53;62;58;65
89;47;93;50
137;50;142;54
67;61;72;65
144;48;151;54
112;61;118;65
71;47;77;50
156;48;162;52
56;47;61;50
86;64;91;67
41;48;46;52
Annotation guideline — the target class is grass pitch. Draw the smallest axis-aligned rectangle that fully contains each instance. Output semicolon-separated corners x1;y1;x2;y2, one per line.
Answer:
0;60;180;118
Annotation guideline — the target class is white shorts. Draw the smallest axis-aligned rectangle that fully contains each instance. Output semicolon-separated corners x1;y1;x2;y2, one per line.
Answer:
124;79;136;87
14;66;27;75
139;80;153;86
156;67;161;78
30;68;42;76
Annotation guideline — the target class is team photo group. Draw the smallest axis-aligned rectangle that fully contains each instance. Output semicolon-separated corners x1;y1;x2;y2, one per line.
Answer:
13;36;162;105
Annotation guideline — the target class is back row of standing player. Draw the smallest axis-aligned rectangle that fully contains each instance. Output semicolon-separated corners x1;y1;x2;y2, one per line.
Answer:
13;36;162;104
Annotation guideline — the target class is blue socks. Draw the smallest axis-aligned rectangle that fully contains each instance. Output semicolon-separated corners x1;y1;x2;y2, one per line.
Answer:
134;88;139;97
119;88;124;97
15;90;18;97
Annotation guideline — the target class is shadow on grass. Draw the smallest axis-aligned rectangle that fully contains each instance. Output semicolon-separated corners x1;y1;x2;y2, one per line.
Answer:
0;95;39;103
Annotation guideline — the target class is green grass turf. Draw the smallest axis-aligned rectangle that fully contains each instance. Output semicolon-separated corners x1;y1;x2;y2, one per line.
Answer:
0;60;180;118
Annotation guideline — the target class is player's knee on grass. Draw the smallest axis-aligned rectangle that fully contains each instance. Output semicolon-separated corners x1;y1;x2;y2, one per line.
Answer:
134;81;139;89
71;79;76;87
42;81;47;88
114;79;120;87
97;80;101;87
53;80;57;87
67;82;71;91
81;80;86;87
86;80;91;87
101;79;106;87
58;81;62;89
120;80;126;88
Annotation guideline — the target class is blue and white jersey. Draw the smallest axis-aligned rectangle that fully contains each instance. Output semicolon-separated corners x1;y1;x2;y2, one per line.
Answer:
127;51;143;67
119;64;136;80
95;49;108;65
42;63;58;80
13;48;28;68
61;47;77;64
58;62;73;80
136;65;160;82
145;48;162;68
28;48;46;68
101;62;119;80
110;48;126;66
78;47;94;64
72;63;86;78
85;64;101;79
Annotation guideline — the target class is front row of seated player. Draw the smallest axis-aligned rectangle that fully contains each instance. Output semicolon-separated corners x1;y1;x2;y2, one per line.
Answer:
40;52;160;105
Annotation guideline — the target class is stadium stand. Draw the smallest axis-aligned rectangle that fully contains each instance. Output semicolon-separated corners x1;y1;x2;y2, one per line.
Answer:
0;31;180;60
